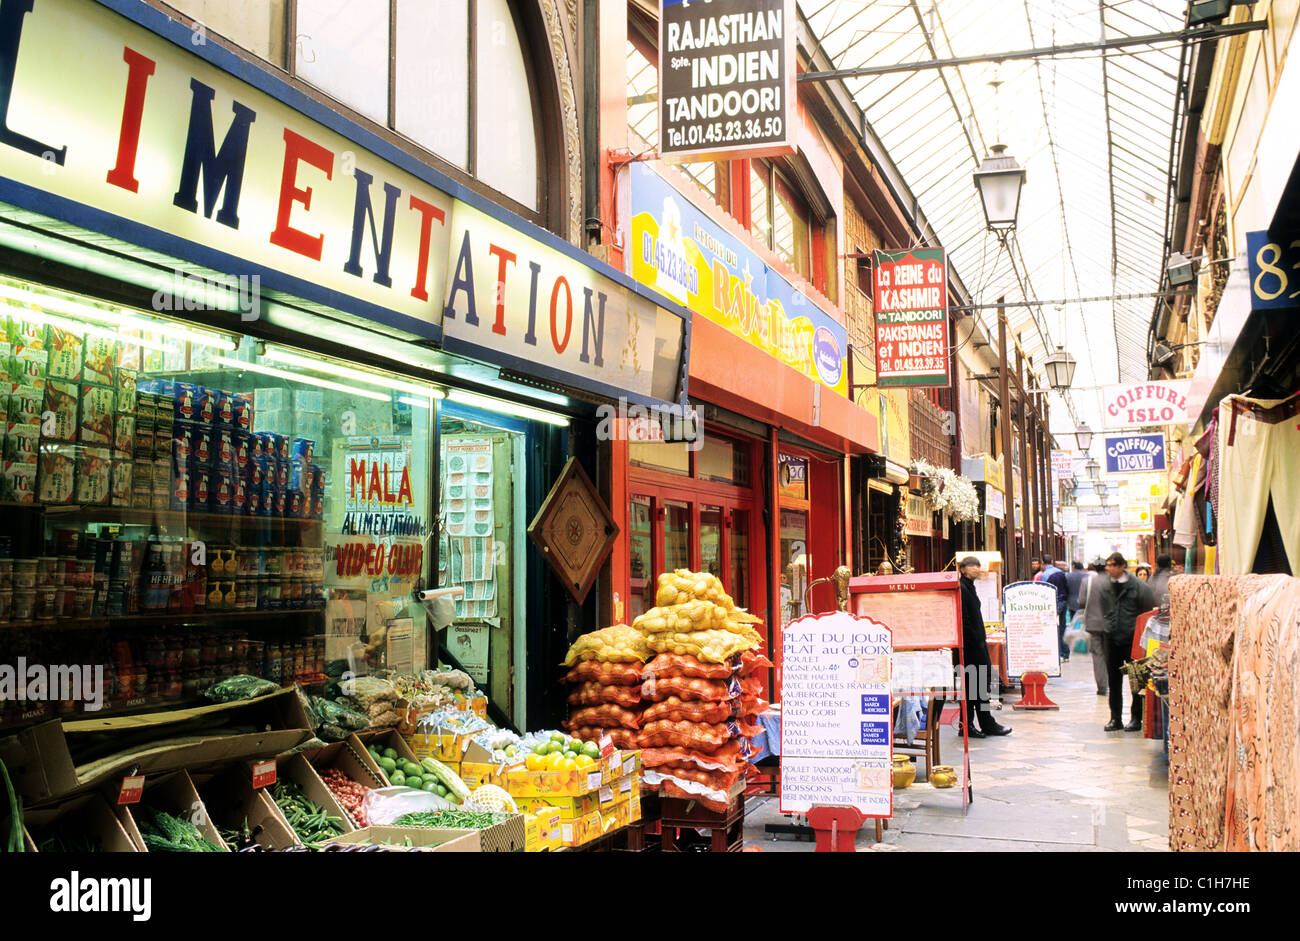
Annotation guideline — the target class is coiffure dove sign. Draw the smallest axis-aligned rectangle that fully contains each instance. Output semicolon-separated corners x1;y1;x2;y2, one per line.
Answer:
1103;434;1167;474
0;0;688;408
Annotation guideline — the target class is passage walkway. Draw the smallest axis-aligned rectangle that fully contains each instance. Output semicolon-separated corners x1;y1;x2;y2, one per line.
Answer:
743;653;1170;851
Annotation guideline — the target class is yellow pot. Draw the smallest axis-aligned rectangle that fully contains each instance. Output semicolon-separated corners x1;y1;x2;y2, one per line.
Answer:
930;765;957;789
892;755;916;789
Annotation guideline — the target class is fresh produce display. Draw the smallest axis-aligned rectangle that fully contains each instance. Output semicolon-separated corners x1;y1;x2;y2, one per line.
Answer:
563;661;643;686
320;768;371;826
35;829;102;853
419;757;471;803
642;652;734;680
217;819;265;851
641;675;737;702
203;674;280;703
362;742;469;802
566;681;643;709
270;779;346;848
310;696;371;741
643;697;737;725
638;719;736;752
644;629;756;663
566;703;642;731
135;805;224;853
641;742;748;772
466;728;524;764
568;726;639;750
522;731;601;771
413;707;492;742
560;624;650;665
633;600;731;633
392;809;513;829
339;676;403;729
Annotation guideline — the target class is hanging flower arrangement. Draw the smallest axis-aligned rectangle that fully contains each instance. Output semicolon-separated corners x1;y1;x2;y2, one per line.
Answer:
912;459;980;524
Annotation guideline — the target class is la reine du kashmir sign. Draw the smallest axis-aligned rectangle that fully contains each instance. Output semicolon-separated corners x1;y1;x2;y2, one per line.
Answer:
658;0;796;162
872;247;950;387
1104;434;1167;474
0;0;688;409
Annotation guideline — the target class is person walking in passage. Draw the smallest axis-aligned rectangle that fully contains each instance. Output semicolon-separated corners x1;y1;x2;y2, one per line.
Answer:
1101;552;1156;732
1078;560;1110;696
1147;553;1174;605
1037;559;1070;660
954;556;1012;738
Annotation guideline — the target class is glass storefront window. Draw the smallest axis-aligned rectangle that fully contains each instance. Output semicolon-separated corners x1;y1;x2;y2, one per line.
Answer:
0;275;438;717
700;505;723;581
630;495;654;618
730;508;748;608
698;436;750;485
630;439;690;476
664;501;691;573
779;508;809;627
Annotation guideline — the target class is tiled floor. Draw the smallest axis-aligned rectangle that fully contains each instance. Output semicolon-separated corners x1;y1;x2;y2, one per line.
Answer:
743;652;1171;852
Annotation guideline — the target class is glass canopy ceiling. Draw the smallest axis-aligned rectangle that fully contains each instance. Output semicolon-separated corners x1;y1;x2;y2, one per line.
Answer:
798;0;1196;444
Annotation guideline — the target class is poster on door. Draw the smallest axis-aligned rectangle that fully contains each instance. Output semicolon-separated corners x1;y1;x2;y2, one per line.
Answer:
448;622;490;686
1002;581;1061;679
780;610;893;816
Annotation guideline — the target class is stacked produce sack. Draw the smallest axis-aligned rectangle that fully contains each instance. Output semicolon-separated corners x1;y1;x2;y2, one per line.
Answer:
560;570;773;813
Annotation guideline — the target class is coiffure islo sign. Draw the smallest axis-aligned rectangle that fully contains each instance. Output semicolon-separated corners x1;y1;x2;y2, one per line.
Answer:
0;0;688;408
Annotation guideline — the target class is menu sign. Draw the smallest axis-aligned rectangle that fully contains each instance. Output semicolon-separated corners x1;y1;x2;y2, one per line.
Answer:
1002;582;1060;678
780;610;893;817
872;248;950;387
658;0;796;162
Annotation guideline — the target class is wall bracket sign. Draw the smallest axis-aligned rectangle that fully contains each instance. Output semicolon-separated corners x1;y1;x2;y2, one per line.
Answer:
527;458;620;604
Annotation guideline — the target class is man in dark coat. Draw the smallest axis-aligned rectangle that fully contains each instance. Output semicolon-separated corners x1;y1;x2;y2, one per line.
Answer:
954;556;1012;738
1101;552;1157;732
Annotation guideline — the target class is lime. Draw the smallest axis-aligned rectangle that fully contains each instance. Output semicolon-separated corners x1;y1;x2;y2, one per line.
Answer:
563;751;578;761
550;731;566;742
405;775;424;789
379;757;397;775
391;771;406;786
382;747;398;760
435;784;448;798
582;742;601;759
423;780;440;792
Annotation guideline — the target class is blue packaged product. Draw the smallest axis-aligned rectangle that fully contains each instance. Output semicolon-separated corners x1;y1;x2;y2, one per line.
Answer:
210;469;234;514
291;437;316;463
272;458;289;489
212;427;236;474
310;464;325;496
189;467;212;512
255;431;288;461
213;389;236;428
232;392;254;432
249;433;266;462
189;423;214;467
309;492;324;520
172;420;199;467
231;431;252;475
246;479;270;517
232;475;247;515
270;485;286;518
286;489;305;519
173;383;200;423
244;455;268;490
170;466;191;511
289;458;317;493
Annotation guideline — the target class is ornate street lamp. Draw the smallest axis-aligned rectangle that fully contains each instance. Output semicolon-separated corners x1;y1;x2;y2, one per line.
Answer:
1085;457;1100;481
973;144;1027;231
1042;345;1077;392
1074;422;1094;451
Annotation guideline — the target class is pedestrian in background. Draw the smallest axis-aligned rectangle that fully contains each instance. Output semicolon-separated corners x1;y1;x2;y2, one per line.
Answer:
1147;553;1173;605
1037;559;1070;660
1079;560;1110;695
1102;552;1156;732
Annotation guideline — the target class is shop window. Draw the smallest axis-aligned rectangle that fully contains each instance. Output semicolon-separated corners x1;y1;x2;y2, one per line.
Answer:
697;435;748;485
291;0;542;212
854;249;871;296
164;0;288;63
0;275;440;715
629;439;690;476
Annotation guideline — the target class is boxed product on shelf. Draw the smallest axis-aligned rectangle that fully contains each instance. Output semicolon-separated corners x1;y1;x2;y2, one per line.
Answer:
8;382;42;425
132;415;154;460
42;379;77;441
291;437;316;463
558;810;605;847
523;808;562;851
78;383;114;445
1;458;36;503
213;428;235;472
232;430;251;475
231;392;253;432
112;413;134;452
210;468;235;514
74;447;112;505
37;445;75;504
113;366;136;412
46;328;82;381
212;389;235;428
110;454;132;507
4;421;39;462
84;337;117;387
292;389;323;412
7;317;45;348
23;793;139;853
11;345;49;383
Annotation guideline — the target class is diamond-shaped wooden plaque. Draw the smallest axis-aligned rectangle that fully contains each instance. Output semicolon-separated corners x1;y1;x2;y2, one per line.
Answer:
528;457;620;604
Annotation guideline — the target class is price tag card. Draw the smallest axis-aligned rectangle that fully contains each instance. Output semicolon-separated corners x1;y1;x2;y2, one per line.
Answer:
586;771;602;790
117;774;145;805
598;733;615;758
251;759;276;789
619;775;632;794
599;785;614;805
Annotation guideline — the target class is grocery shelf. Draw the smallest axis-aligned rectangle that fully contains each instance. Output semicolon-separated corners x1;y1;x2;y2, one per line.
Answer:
0;606;325;631
38;504;323;530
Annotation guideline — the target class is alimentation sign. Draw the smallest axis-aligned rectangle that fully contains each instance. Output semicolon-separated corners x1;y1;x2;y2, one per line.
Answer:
629;161;847;395
658;0;796;162
1104;434;1167;474
872;248;950;387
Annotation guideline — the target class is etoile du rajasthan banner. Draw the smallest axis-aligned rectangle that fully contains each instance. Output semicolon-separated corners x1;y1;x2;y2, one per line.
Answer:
872;248;950;388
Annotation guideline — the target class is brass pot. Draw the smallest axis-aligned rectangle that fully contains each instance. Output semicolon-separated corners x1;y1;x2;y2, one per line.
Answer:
930;765;957;789
892;755;916;789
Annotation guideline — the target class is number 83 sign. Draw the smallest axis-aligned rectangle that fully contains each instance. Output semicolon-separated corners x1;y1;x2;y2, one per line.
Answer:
1247;230;1300;310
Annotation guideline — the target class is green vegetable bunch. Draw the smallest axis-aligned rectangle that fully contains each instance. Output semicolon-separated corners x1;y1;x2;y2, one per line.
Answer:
271;779;345;849
136;805;224;853
392;809;511;830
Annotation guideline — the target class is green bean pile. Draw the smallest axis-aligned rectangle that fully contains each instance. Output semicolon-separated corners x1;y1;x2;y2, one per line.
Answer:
271;779;345;848
393;809;512;829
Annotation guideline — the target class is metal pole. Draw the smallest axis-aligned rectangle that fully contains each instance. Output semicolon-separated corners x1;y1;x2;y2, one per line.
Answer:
1028;377;1043;563
1017;348;1032;579
998;304;1017;581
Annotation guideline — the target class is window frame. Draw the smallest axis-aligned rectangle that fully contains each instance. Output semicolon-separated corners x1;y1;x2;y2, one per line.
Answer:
278;0;551;224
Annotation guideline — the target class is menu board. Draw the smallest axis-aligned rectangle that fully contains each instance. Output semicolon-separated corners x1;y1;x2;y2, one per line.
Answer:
973;570;1001;626
1002;581;1061;678
780;611;894;817
849;572;961;649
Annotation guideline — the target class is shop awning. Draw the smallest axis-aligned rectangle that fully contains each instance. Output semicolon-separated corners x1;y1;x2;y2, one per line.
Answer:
687;315;879;454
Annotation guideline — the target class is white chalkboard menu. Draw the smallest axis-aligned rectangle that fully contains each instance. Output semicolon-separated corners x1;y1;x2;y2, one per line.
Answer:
1002;581;1061;678
779;610;894;817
